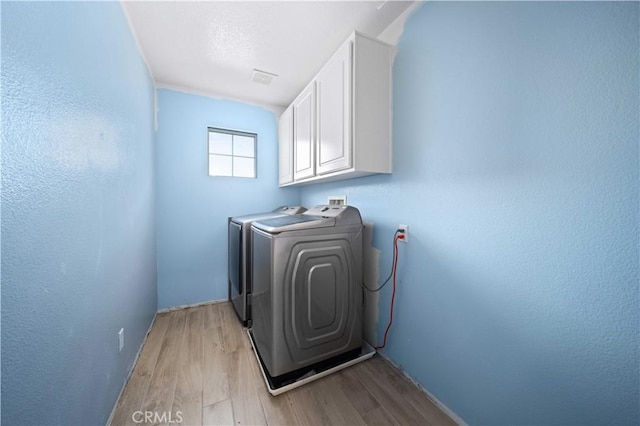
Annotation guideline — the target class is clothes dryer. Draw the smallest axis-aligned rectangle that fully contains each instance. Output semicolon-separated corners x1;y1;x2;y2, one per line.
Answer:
250;205;363;384
228;206;306;325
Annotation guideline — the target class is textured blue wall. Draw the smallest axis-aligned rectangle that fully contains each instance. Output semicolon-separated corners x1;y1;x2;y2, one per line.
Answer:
301;2;639;424
156;89;300;309
2;2;157;425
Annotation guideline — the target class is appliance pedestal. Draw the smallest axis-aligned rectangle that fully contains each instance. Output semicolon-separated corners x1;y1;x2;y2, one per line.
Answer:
247;329;376;396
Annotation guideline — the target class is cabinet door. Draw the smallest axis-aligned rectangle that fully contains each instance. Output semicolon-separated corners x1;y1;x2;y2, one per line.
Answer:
278;106;294;185
293;82;316;180
316;40;352;175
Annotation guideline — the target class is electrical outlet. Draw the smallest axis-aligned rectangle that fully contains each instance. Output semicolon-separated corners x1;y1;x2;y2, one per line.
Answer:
399;224;408;242
118;328;124;353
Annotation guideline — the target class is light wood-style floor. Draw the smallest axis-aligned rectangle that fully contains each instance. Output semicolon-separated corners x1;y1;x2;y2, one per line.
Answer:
110;302;455;426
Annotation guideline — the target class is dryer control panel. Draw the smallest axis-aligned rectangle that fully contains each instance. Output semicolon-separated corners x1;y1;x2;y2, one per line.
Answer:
253;205;362;233
302;205;362;226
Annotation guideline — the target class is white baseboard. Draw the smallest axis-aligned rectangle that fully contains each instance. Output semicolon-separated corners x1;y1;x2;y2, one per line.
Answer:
376;352;466;426
156;298;227;314
106;312;157;426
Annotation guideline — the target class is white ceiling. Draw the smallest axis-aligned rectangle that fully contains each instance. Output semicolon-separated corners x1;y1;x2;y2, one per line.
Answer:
121;1;415;110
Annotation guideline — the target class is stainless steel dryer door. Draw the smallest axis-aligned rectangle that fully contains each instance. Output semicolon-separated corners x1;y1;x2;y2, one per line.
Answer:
281;238;362;371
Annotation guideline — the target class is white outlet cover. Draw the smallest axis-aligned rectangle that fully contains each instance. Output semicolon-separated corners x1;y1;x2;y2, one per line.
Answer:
399;224;408;242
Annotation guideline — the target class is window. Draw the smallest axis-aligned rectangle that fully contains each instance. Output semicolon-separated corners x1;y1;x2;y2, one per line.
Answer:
208;128;256;178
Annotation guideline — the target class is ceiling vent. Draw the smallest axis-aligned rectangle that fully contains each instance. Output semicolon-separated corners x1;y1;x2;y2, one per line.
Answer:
251;69;278;85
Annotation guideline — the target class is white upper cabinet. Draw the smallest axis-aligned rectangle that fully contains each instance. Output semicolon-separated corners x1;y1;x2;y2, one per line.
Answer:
278;105;294;185
279;32;393;187
316;40;352;176
292;82;316;181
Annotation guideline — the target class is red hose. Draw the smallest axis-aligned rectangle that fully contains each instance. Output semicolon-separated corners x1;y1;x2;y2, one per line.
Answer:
375;234;401;350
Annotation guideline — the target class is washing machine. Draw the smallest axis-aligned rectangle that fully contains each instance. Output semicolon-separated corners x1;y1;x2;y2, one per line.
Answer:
250;205;363;385
228;206;306;325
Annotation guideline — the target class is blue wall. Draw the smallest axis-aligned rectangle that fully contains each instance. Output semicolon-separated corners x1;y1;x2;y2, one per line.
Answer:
155;89;300;309
1;3;157;425
301;2;639;424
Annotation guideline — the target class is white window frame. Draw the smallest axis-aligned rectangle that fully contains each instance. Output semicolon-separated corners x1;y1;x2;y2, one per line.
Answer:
207;127;257;178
